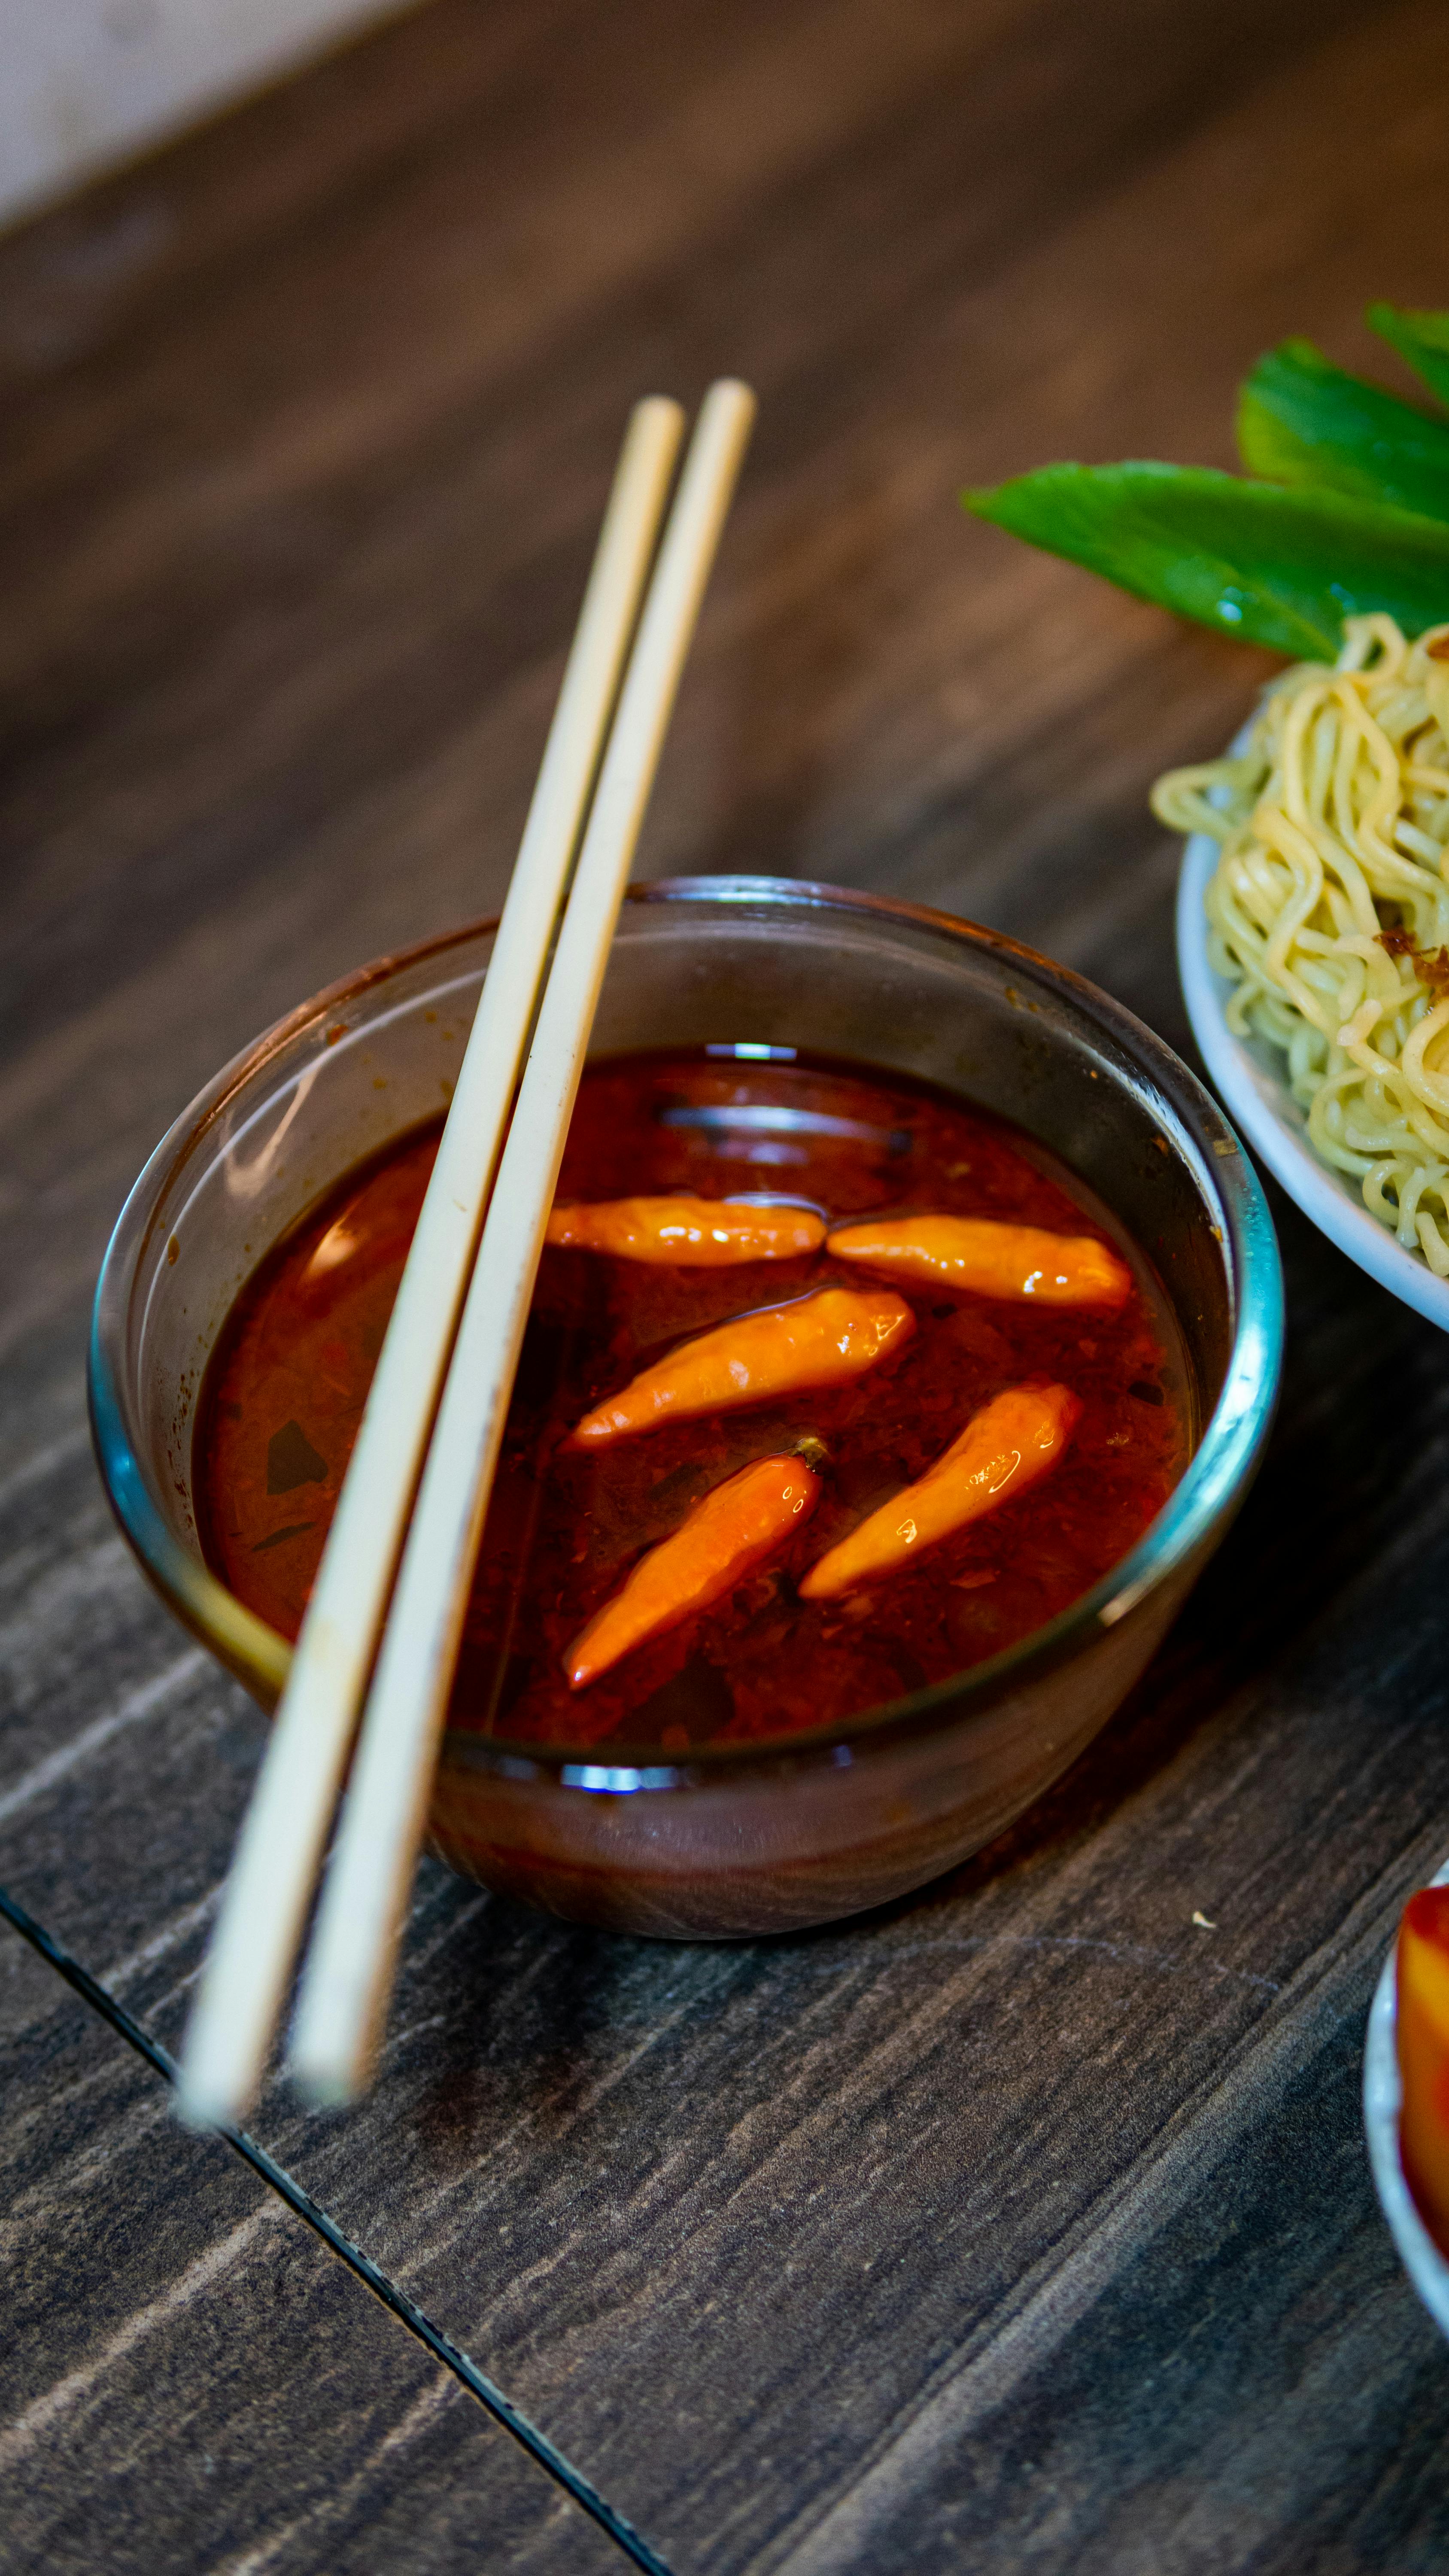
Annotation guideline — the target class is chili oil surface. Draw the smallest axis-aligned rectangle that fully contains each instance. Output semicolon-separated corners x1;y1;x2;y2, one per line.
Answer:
196;1050;1191;1751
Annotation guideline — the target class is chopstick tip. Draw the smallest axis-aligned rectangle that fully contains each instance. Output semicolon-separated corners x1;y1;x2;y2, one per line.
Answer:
289;1982;376;2108
289;2040;366;2111
628;395;687;463
703;375;757;422
173;2069;243;2134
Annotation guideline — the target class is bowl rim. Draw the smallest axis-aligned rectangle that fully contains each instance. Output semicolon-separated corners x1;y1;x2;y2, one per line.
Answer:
90;871;1284;1792
1176;827;1449;1338
1363;1857;1449;2338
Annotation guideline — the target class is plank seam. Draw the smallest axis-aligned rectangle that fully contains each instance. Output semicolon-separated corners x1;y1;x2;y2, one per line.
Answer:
0;1878;675;2576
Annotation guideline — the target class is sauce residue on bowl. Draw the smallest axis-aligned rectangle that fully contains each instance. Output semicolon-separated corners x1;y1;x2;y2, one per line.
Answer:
196;1050;1191;1752
1397;1887;1449;2254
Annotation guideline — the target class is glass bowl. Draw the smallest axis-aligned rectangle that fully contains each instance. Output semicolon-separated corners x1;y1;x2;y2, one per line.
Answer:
1363;1859;1449;2340
91;876;1283;1938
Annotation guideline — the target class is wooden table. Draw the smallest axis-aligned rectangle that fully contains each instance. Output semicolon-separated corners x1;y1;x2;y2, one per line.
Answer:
4;1;1449;2565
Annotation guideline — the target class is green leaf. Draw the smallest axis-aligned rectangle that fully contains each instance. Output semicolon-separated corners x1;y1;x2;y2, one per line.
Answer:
1236;337;1449;522
963;461;1449;657
1368;303;1449;410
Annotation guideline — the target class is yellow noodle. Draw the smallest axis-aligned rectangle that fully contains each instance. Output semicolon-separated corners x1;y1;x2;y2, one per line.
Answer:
1152;614;1449;1271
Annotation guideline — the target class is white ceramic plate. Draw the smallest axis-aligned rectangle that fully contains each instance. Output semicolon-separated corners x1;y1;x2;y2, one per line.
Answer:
1363;1861;1449;2339
1176;830;1449;1334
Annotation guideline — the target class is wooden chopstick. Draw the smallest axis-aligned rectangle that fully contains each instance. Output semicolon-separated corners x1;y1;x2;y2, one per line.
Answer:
289;379;756;2104
177;396;686;2128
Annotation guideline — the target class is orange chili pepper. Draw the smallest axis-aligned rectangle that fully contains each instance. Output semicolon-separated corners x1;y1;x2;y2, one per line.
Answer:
1397;1888;1449;2251
827;1214;1131;1307
799;1382;1081;1598
546;1195;825;1264
565;1453;820;1689
568;1284;915;1447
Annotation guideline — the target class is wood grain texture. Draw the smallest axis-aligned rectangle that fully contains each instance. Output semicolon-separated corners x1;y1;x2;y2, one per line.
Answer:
0;1984;628;2573
3;0;1449;2566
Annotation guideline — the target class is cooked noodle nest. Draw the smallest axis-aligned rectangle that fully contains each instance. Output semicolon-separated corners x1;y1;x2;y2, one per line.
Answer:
1153;613;1449;1276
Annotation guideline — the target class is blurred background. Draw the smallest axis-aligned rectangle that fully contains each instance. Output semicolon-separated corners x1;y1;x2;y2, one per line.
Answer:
0;0;413;229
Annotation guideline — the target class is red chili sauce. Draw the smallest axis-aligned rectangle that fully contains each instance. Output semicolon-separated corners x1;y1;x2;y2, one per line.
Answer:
197;1051;1191;1751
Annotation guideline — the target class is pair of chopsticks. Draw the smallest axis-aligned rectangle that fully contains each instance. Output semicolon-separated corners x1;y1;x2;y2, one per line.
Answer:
179;380;756;2125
